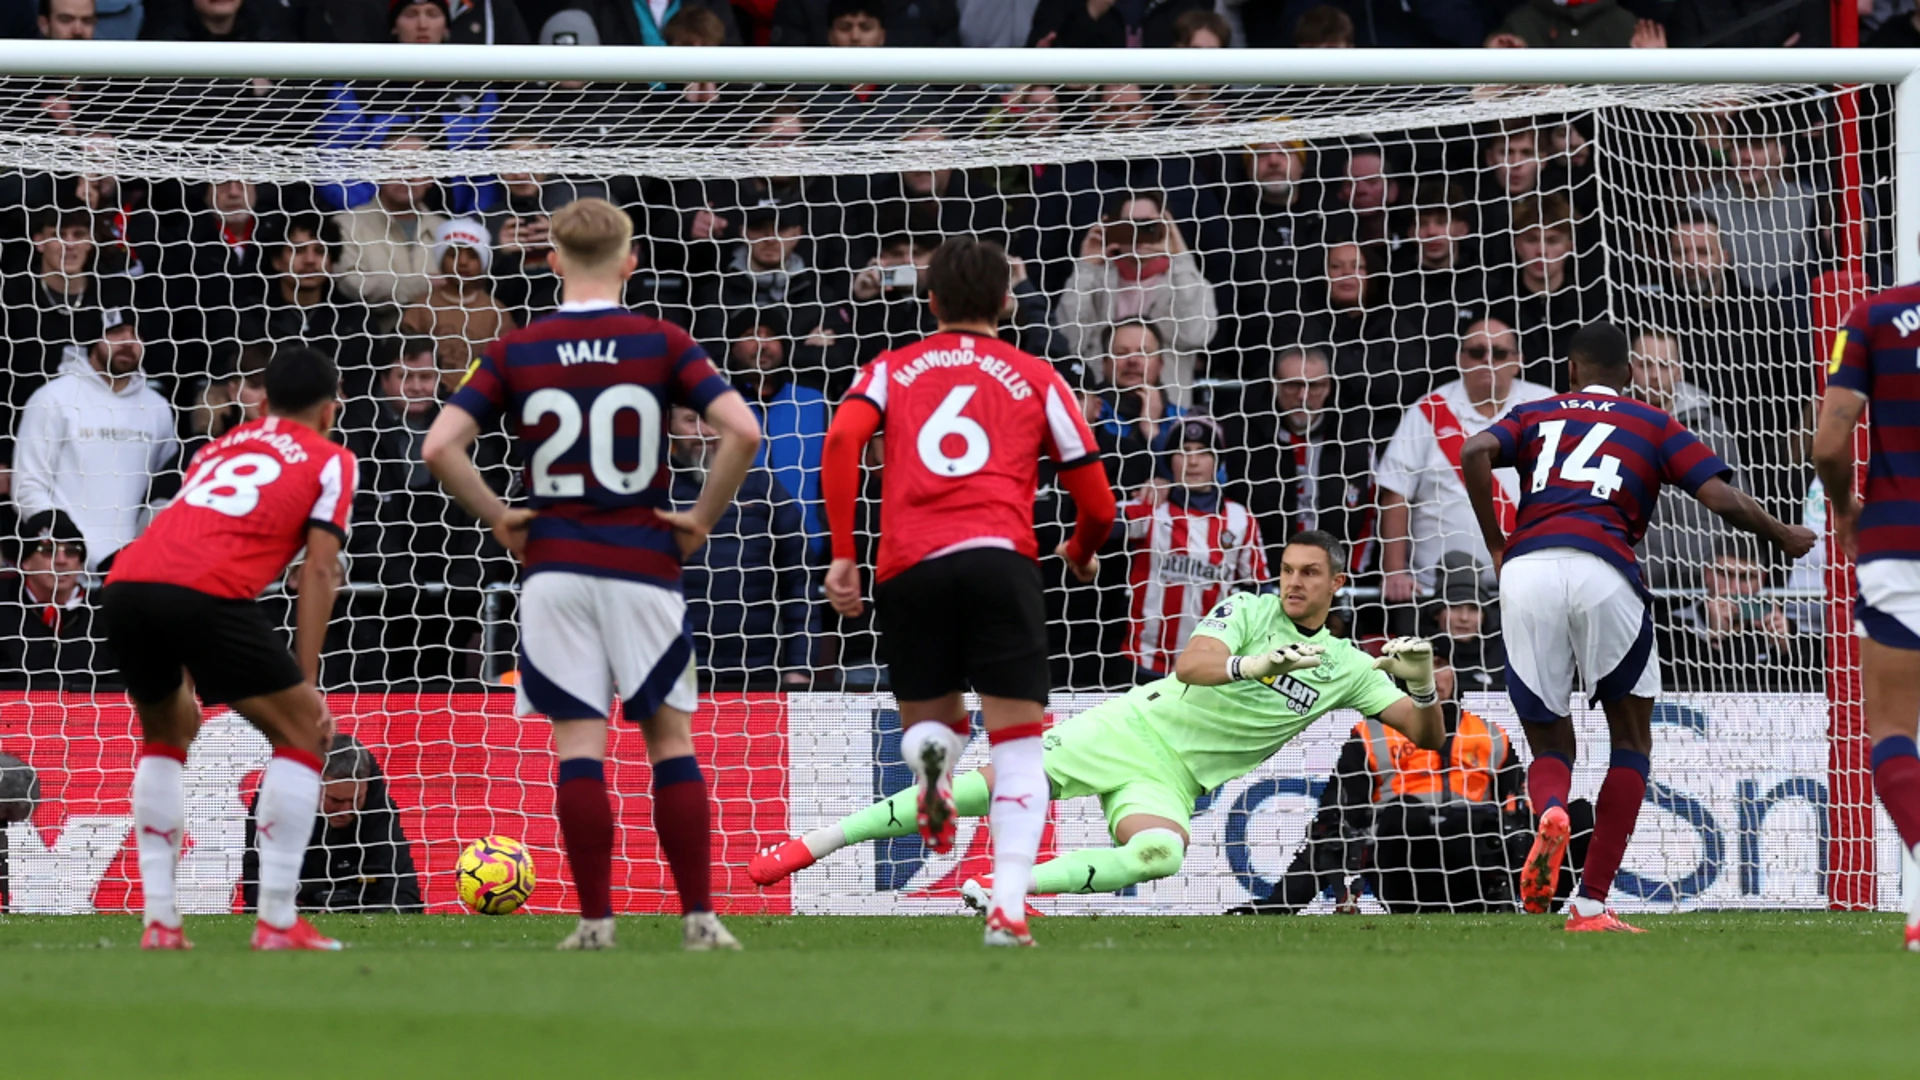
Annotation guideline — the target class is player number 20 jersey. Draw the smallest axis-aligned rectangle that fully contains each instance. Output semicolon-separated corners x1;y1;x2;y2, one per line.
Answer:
107;416;357;601
846;331;1100;581
446;302;733;590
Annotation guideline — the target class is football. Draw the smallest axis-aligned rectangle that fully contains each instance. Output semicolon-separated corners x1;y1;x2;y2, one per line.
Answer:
456;836;536;915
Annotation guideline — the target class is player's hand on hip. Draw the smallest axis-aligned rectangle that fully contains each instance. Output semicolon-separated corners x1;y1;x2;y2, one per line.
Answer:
654;509;713;559
825;558;864;618
1778;523;1818;560
1373;637;1436;687
1054;541;1098;583
491;508;537;563
1239;643;1325;681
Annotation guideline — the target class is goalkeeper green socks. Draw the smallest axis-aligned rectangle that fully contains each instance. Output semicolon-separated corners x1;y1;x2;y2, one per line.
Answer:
800;775;1188;897
804;771;993;856
1030;829;1187;895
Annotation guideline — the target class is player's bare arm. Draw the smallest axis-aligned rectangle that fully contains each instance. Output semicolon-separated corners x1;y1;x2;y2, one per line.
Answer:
422;403;535;560
1813;383;1868;558
293;524;341;684
1694;475;1816;559
655;388;761;559
1459;431;1506;568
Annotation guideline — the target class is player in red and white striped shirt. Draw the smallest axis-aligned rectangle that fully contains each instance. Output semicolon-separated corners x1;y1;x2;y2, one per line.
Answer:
1120;417;1268;678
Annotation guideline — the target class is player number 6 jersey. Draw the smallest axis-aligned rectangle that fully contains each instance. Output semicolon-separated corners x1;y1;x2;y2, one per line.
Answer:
846;331;1100;581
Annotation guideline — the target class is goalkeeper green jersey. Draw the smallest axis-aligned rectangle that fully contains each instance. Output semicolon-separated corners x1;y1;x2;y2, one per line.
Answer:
1125;592;1408;791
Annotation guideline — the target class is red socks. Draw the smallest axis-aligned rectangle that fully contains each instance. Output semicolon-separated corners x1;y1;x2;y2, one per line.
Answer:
1872;736;1920;849
1527;751;1571;817
1579;749;1649;903
652;755;712;914
555;758;614;919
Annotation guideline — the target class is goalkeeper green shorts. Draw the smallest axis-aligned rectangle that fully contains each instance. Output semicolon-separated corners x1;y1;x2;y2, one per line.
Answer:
1042;697;1203;838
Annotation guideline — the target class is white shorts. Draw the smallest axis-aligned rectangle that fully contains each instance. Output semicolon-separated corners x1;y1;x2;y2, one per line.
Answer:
516;571;698;721
1858;559;1920;649
1498;549;1660;723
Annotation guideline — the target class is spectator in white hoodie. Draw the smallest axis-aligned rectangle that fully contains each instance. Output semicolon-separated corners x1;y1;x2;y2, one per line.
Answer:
13;307;177;573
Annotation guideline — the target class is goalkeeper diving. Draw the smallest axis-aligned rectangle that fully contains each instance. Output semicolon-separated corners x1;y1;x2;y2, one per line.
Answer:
750;531;1445;903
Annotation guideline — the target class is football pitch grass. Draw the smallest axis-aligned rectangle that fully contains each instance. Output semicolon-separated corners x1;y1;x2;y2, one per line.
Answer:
3;912;1917;1078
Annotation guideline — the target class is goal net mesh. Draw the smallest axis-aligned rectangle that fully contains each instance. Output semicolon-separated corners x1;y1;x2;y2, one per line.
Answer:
0;72;1889;915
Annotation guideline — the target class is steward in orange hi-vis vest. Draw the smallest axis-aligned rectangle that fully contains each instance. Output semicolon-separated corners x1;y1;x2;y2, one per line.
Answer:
1233;674;1595;917
1353;707;1515;808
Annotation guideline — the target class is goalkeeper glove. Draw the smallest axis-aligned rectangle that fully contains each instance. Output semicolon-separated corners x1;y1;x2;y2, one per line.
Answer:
1229;643;1325;682
1373;637;1438;707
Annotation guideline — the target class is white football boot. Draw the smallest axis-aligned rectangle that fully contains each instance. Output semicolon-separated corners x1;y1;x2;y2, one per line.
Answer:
683;911;743;952
556;916;617;951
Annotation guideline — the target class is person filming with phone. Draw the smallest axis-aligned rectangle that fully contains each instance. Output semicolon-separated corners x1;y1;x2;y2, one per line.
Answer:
1057;189;1218;407
1660;536;1816;692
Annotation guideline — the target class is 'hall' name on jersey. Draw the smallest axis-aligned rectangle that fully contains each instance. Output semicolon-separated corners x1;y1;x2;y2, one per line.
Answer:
556;339;619;366
892;341;1034;400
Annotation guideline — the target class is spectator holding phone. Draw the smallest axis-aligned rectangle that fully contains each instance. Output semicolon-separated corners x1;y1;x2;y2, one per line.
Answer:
486;137;606;323
1057;189;1217;407
1661;538;1815;692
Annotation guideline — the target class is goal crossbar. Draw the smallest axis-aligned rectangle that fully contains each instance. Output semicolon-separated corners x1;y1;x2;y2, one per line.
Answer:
3;42;1920;87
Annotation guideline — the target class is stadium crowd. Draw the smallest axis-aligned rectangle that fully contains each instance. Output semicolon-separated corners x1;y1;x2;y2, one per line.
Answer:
0;0;1883;697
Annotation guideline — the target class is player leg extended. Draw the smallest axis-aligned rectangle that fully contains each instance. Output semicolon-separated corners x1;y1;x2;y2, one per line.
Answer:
883;686;1053;947
1855;563;1920;951
957;552;1056;947
752;700;1194;912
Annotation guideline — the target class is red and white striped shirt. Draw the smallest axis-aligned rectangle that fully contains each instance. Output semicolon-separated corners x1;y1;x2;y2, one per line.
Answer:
1121;494;1268;675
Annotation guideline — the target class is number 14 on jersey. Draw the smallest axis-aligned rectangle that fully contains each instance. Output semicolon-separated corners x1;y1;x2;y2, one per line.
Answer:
1530;420;1623;500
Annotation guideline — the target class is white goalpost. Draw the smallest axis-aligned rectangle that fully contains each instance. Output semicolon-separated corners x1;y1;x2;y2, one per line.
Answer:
0;43;1908;917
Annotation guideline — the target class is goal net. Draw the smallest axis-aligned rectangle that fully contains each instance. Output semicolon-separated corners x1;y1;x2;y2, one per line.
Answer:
0;57;1893;916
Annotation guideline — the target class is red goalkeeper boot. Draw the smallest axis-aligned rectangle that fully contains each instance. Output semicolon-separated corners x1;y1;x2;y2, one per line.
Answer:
251;915;343;951
1519;805;1571;914
915;740;957;855
1565;905;1645;934
140;923;193;950
749;837;818;886
1905;924;1920;953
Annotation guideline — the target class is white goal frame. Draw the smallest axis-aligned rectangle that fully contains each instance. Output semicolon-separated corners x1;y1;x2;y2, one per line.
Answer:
0;41;1910;913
